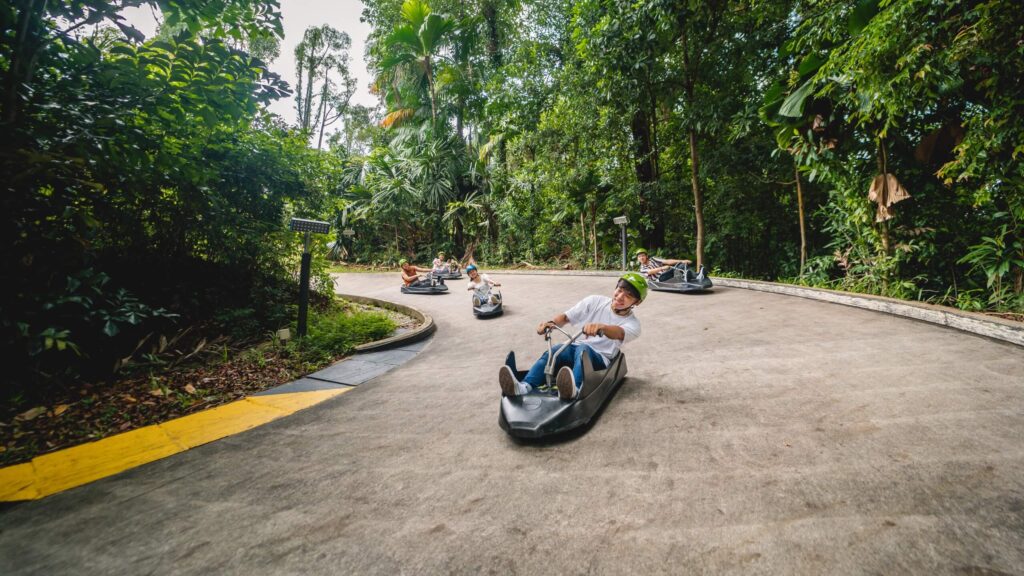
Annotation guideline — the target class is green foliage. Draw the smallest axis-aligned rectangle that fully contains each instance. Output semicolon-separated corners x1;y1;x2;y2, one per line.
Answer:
757;0;1024;310
957;205;1024;308
288;302;397;366
0;1;348;398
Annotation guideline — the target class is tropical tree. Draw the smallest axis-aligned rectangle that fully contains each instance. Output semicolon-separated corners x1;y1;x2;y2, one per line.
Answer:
377;0;457;126
294;24;354;145
0;1;351;395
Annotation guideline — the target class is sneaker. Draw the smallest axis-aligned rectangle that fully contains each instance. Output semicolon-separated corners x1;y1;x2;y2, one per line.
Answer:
556;366;576;401
499;365;519;397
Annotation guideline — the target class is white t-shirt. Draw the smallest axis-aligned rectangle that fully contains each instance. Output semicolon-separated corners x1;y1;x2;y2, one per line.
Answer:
467;273;495;297
564;295;641;363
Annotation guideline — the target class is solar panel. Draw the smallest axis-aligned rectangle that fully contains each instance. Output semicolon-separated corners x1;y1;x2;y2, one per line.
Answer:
289;218;331;234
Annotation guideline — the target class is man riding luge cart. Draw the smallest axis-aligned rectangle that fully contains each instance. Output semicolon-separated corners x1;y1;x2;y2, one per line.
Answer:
636;248;713;293
399;258;449;294
497;273;646;438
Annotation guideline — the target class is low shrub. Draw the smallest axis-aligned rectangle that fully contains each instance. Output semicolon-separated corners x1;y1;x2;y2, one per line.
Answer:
288;302;397;366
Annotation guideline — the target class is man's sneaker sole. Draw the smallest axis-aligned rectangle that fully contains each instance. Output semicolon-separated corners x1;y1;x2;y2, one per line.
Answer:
556;366;576;401
499;365;518;397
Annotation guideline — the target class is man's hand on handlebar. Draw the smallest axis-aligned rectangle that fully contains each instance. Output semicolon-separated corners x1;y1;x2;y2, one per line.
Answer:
582;323;605;337
537;320;557;335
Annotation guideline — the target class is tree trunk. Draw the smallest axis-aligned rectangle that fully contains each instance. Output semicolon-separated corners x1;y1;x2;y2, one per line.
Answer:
424;57;438;124
483;0;502;67
648;87;666;249
580;211;586;260
316;81;330;149
631;108;662;249
454;217;465;260
3;0;46;128
795;163;806;276
876;139;892;258
456;100;464;141
590;200;598;266
688;129;705;267
302;63;317;132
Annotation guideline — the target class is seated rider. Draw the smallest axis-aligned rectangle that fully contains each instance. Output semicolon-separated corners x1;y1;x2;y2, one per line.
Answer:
466;264;501;307
400;258;434;287
498;273;646;401
432;251;449;273
635;248;693;281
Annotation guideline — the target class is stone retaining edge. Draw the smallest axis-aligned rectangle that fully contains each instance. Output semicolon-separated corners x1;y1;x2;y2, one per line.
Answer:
338;293;436;352
714;277;1024;348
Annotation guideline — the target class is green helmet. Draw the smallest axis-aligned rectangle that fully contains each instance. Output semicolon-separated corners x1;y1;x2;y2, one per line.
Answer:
617;271;648;303
398;258;408;266
634;248;649;259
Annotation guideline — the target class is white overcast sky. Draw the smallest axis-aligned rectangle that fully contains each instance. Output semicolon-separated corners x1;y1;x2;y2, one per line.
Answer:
121;0;378;127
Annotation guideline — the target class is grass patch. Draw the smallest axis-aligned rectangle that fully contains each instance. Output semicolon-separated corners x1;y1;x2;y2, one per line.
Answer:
327;262;396;274
286;301;397;367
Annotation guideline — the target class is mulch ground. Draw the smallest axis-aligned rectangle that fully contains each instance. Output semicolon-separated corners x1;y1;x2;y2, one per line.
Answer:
0;341;312;467
1;304;421;468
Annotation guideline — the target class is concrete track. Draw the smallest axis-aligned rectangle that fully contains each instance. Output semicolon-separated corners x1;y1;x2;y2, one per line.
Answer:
2;273;1023;575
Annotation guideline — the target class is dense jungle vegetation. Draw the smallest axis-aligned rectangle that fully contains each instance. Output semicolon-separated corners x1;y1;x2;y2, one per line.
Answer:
2;0;1022;396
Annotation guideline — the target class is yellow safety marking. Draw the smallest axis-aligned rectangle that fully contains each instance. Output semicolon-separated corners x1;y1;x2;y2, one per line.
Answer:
0;388;350;502
159;398;285;450
32;425;181;498
0;463;38;501
247;388;348;413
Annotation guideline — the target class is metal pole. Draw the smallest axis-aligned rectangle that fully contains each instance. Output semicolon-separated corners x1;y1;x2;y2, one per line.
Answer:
297;231;312;338
620;223;626;271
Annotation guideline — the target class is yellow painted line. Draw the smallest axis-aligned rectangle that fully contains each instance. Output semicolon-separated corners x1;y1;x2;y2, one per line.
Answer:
33;425;181;498
0;388;349;502
0;463;38;501
159;398;285;450
247;389;346;413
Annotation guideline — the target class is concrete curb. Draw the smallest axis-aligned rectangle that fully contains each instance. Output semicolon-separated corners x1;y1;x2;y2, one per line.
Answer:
338;293;436;352
485;269;1024;348
714;277;1024;348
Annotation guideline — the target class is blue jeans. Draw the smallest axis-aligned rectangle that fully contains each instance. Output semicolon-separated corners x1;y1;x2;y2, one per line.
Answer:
522;344;607;393
658;263;689;281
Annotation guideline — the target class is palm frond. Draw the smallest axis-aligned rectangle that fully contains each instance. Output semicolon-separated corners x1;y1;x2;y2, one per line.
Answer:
401;0;431;29
381;108;416;128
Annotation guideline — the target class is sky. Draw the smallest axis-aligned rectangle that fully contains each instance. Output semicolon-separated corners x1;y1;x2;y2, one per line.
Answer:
121;0;378;127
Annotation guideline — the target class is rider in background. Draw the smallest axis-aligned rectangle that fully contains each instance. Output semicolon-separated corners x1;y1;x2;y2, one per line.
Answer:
636;248;692;281
431;251;449;273
499;273;646;401
400;258;434;287
466;264;501;307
